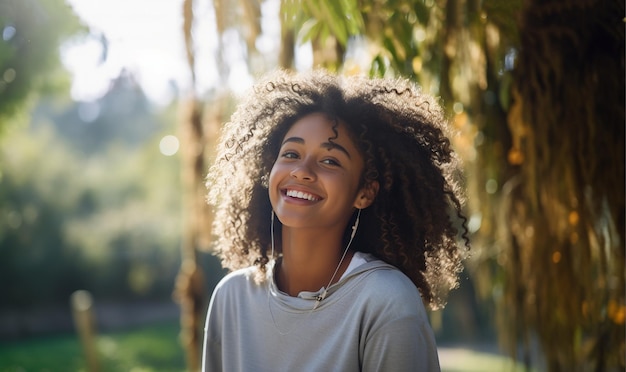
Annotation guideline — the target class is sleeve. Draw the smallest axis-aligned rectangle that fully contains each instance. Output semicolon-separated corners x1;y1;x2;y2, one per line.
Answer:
202;333;222;372
202;285;223;372
362;315;440;372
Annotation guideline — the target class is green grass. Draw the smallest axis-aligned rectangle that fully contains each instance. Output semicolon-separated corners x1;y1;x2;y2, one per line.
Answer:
0;322;185;372
0;322;534;372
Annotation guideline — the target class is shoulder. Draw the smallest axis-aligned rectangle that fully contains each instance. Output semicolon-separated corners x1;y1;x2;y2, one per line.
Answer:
215;266;257;286
351;263;428;319
358;263;420;299
207;266;268;318
211;266;264;299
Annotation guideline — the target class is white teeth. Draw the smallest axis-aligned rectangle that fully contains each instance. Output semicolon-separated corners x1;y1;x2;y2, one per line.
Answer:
286;189;318;201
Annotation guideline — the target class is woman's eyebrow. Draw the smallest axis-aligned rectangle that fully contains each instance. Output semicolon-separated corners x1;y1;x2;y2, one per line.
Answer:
281;136;352;159
282;137;304;146
321;141;351;159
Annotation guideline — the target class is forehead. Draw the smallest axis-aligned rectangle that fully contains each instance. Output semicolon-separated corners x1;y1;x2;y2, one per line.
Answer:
283;113;355;147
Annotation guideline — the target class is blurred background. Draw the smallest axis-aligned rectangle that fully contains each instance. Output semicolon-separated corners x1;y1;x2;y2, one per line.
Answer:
0;0;623;371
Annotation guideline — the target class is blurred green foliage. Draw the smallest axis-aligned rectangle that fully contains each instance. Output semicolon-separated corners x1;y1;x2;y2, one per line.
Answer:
0;0;84;128
0;72;184;309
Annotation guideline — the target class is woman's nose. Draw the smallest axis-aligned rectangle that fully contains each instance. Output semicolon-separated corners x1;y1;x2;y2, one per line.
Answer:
290;160;316;181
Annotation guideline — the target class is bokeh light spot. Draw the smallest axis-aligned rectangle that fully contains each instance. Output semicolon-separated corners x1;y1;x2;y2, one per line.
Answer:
453;102;464;114
78;101;101;123
2;26;16;41
485;179;498;194
159;135;179;156
3;68;16;83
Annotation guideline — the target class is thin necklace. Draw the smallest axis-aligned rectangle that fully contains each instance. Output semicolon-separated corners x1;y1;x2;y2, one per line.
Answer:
267;209;361;335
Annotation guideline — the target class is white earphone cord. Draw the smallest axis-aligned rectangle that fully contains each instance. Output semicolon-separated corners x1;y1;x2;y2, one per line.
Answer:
270;209;361;306
267;209;361;335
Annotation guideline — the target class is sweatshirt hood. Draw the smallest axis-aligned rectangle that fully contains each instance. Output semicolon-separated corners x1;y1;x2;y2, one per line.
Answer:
267;254;400;311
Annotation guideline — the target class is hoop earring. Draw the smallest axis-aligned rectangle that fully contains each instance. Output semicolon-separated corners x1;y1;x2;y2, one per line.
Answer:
270;209;274;260
350;208;361;240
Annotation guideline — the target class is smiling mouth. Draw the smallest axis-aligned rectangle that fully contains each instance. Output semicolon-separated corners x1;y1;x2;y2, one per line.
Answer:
285;189;321;201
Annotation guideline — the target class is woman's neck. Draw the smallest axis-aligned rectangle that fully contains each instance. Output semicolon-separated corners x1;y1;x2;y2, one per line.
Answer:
277;227;353;297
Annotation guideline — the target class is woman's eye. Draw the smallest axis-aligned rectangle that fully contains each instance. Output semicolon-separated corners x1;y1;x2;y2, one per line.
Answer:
321;158;340;166
281;151;298;159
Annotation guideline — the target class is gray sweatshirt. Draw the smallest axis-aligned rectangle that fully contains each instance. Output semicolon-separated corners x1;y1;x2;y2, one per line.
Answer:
202;254;440;372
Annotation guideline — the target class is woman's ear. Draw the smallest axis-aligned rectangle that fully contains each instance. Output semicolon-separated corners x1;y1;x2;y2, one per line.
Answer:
354;181;379;209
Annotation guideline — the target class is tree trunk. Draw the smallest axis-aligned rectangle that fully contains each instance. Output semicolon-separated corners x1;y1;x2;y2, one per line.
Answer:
173;1;207;370
174;97;207;372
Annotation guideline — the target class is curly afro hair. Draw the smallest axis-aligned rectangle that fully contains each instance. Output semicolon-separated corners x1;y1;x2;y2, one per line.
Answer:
207;69;469;309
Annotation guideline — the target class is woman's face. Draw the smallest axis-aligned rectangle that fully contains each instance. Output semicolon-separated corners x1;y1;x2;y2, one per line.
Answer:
269;113;366;232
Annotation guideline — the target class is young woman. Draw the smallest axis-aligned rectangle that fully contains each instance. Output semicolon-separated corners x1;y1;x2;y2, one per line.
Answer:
202;70;469;371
